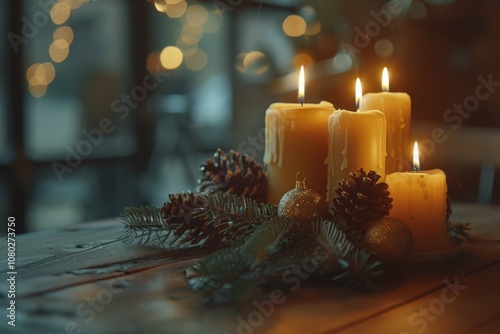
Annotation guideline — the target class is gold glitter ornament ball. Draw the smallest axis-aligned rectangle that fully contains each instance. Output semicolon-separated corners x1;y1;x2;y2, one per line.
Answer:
278;176;327;224
362;217;413;263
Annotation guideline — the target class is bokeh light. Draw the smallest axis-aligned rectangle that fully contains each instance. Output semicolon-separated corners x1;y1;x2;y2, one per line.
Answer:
49;39;70;63
50;3;71;25
242;51;269;74
282;15;307;37
166;0;187;19
33;62;56;85
59;0;84;10
160;46;183;70
185;4;209;26
185;49;208;71
154;1;167;13
53;26;74;45
305;21;321;36
374;39;394;58
332;51;353;72
294;52;314;69
204;11;222;33
29;84;48;98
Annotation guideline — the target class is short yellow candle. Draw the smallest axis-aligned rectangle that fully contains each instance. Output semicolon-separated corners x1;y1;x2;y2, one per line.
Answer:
386;142;452;252
326;78;387;201
264;66;334;204
359;67;411;173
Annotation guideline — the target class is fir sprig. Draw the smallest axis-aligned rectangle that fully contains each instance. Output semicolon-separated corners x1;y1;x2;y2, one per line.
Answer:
195;192;278;244
185;217;382;303
120;206;176;248
120;193;279;248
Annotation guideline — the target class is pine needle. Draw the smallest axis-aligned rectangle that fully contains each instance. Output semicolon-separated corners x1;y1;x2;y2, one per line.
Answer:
120;206;177;248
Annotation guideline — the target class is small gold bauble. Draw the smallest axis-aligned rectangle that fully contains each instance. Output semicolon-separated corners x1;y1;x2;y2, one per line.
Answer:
278;175;327;224
362;217;413;263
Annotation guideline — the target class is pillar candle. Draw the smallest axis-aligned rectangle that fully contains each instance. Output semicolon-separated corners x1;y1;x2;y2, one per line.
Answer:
326;109;387;201
359;68;411;173
385;143;452;252
264;101;334;204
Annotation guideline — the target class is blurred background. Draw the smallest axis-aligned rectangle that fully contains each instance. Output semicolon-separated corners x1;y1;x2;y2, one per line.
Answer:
1;0;499;232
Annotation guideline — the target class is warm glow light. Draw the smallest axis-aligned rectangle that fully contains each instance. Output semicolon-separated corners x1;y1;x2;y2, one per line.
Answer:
382;67;389;92
29;83;47;98
185;5;208;26
305;21;321;36
50;3;71;25
166;0;187;18
293;53;314;69
355;77;362;110
413;141;420;172
298;66;305;104
185;49;208;71
282;15;307;37
154;2;167;12
160;46;183;70
49;39;70;63
53;26;74;45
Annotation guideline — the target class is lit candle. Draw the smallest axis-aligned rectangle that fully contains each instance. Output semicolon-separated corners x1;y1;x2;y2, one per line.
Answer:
359;67;411;173
264;66;334;204
386;142;452;252
326;78;387;201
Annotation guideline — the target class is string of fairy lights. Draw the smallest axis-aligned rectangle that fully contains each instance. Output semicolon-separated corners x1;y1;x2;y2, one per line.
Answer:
147;0;219;73
27;0;324;97
149;0;322;75
26;0;90;98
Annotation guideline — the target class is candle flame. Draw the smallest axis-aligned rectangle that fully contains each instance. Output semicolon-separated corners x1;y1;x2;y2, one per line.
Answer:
382;67;389;92
355;77;362;110
413;141;420;172
298;65;305;105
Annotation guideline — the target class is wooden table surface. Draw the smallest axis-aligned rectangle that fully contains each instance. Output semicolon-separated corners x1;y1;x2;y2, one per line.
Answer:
1;203;499;334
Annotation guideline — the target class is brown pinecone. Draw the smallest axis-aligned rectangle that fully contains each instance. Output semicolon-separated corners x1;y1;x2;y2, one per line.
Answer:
197;149;267;202
331;168;393;233
160;191;224;248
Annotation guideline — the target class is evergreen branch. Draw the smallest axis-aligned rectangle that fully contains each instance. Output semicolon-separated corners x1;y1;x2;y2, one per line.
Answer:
305;219;382;286
185;217;383;303
241;217;295;268
185;216;295;303
120;206;177;248
194;192;278;242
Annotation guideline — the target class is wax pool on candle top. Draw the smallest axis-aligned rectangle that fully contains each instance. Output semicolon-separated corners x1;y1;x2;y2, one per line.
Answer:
264;101;334;205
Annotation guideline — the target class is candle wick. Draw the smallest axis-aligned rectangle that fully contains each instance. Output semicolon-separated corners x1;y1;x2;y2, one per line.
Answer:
299;98;304;107
413;166;420;173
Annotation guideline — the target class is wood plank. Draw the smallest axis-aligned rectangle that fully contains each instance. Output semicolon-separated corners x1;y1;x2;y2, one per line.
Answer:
336;262;500;334
2;204;499;334
7;239;499;334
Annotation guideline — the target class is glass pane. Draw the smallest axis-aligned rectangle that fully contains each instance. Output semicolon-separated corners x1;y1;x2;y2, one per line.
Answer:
0;3;8;162
23;0;133;162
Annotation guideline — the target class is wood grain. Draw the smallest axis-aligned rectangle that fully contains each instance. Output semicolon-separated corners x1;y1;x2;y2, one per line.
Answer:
1;204;499;334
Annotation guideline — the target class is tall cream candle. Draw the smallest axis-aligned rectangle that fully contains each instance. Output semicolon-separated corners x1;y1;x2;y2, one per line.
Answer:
264;66;334;204
326;109;387;201
359;68;411;173
264;101;334;204
386;143;452;252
